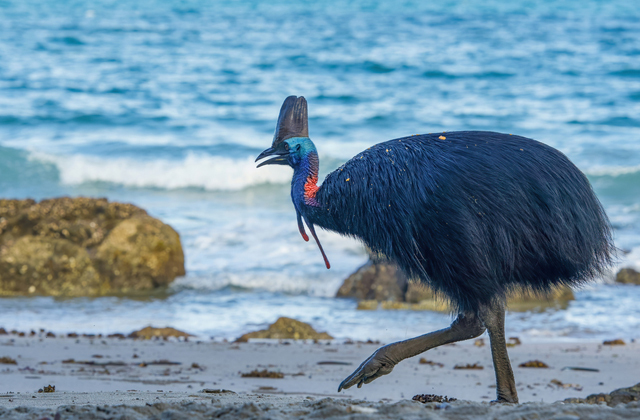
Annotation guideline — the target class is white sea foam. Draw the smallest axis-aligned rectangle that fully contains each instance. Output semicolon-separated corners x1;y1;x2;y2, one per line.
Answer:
621;247;640;272
30;152;292;191
172;272;346;297
584;165;640;177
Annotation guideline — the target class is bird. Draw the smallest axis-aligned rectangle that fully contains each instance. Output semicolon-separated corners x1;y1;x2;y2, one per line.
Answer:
255;96;615;403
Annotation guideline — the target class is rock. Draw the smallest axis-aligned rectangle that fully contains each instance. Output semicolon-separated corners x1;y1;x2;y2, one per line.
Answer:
336;260;407;302
0;197;185;296
0;236;103;296
356;300;380;310
506;286;575;312
129;326;193;340
565;382;640;406
380;300;450;312
405;282;436;303
235;317;333;342
95;217;185;292
609;383;640;405
339;259;574;312
615;268;640;285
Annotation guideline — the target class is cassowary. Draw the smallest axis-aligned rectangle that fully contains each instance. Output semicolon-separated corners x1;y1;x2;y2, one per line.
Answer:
256;96;614;403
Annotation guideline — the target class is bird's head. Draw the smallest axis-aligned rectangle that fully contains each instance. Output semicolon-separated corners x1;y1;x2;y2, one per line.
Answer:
255;96;316;169
255;96;330;270
256;136;317;169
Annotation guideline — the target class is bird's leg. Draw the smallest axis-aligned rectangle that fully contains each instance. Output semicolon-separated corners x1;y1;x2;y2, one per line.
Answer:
478;300;518;403
338;313;485;392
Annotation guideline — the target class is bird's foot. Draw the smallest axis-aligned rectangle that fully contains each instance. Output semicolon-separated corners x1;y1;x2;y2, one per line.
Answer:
337;345;397;392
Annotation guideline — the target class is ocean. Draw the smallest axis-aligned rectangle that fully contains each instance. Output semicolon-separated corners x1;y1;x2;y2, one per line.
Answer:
0;0;639;342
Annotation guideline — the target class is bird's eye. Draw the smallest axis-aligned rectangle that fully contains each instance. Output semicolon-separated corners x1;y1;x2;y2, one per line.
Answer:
284;143;289;151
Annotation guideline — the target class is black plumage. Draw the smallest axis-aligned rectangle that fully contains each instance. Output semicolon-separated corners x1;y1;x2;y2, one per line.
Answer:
310;131;614;313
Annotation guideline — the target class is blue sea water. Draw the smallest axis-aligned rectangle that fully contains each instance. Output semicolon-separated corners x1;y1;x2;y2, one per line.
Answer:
0;0;639;342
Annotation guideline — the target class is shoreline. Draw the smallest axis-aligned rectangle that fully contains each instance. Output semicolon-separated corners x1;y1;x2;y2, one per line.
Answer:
1;336;639;418
1;335;638;400
3;281;640;345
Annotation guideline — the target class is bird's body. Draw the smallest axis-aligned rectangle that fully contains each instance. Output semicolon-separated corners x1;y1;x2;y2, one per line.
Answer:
298;131;613;313
257;96;614;403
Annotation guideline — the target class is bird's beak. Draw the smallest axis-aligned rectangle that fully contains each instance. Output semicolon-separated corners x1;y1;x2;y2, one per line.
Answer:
255;145;289;168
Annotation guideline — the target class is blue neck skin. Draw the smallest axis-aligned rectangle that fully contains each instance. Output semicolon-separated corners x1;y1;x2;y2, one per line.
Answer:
289;137;321;214
287;137;331;270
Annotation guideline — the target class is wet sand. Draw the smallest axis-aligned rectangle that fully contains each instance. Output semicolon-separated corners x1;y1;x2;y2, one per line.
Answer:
0;335;639;418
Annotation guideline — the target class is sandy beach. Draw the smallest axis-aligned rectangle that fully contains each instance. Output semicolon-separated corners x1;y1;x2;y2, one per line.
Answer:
2;0;640;418
1;333;639;418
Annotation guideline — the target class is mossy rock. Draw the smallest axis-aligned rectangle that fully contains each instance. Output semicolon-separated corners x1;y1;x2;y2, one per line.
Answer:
129;326;193;340
336;260;407;302
236;317;333;342
382;299;450;312
356;300;380;310
0;197;185;296
506;286;575;312
615;268;640;285
405;282;436;303
0;237;104;296
565;382;640;406
0;197;145;248
95;217;185;292
343;259;574;312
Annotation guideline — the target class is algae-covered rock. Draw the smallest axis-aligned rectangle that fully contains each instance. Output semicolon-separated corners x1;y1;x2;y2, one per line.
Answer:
340;258;574;312
336;260;407;302
0;197;145;248
356;300;380;310
381;299;450;312
565;382;640;406
236;317;333;342
129;326;193;340
95;217;185;292
405;282;436;303
0;197;185;296
506;286;575;312
615;268;640;285
0;236;104;296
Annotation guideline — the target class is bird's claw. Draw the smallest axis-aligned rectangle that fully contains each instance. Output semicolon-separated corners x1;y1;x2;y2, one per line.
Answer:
337;347;396;392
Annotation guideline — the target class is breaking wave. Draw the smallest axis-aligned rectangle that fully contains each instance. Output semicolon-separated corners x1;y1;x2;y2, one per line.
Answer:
30;152;292;191
18;151;640;192
585;165;640;177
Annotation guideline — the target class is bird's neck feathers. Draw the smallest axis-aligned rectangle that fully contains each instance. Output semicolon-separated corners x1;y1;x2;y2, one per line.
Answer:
291;142;321;211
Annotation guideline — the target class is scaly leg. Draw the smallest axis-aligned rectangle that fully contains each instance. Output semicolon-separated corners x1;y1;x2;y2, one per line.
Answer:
338;313;486;391
479;300;518;403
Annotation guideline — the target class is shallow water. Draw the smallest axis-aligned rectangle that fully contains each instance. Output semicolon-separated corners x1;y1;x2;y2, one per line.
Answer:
0;0;639;341
2;284;640;343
